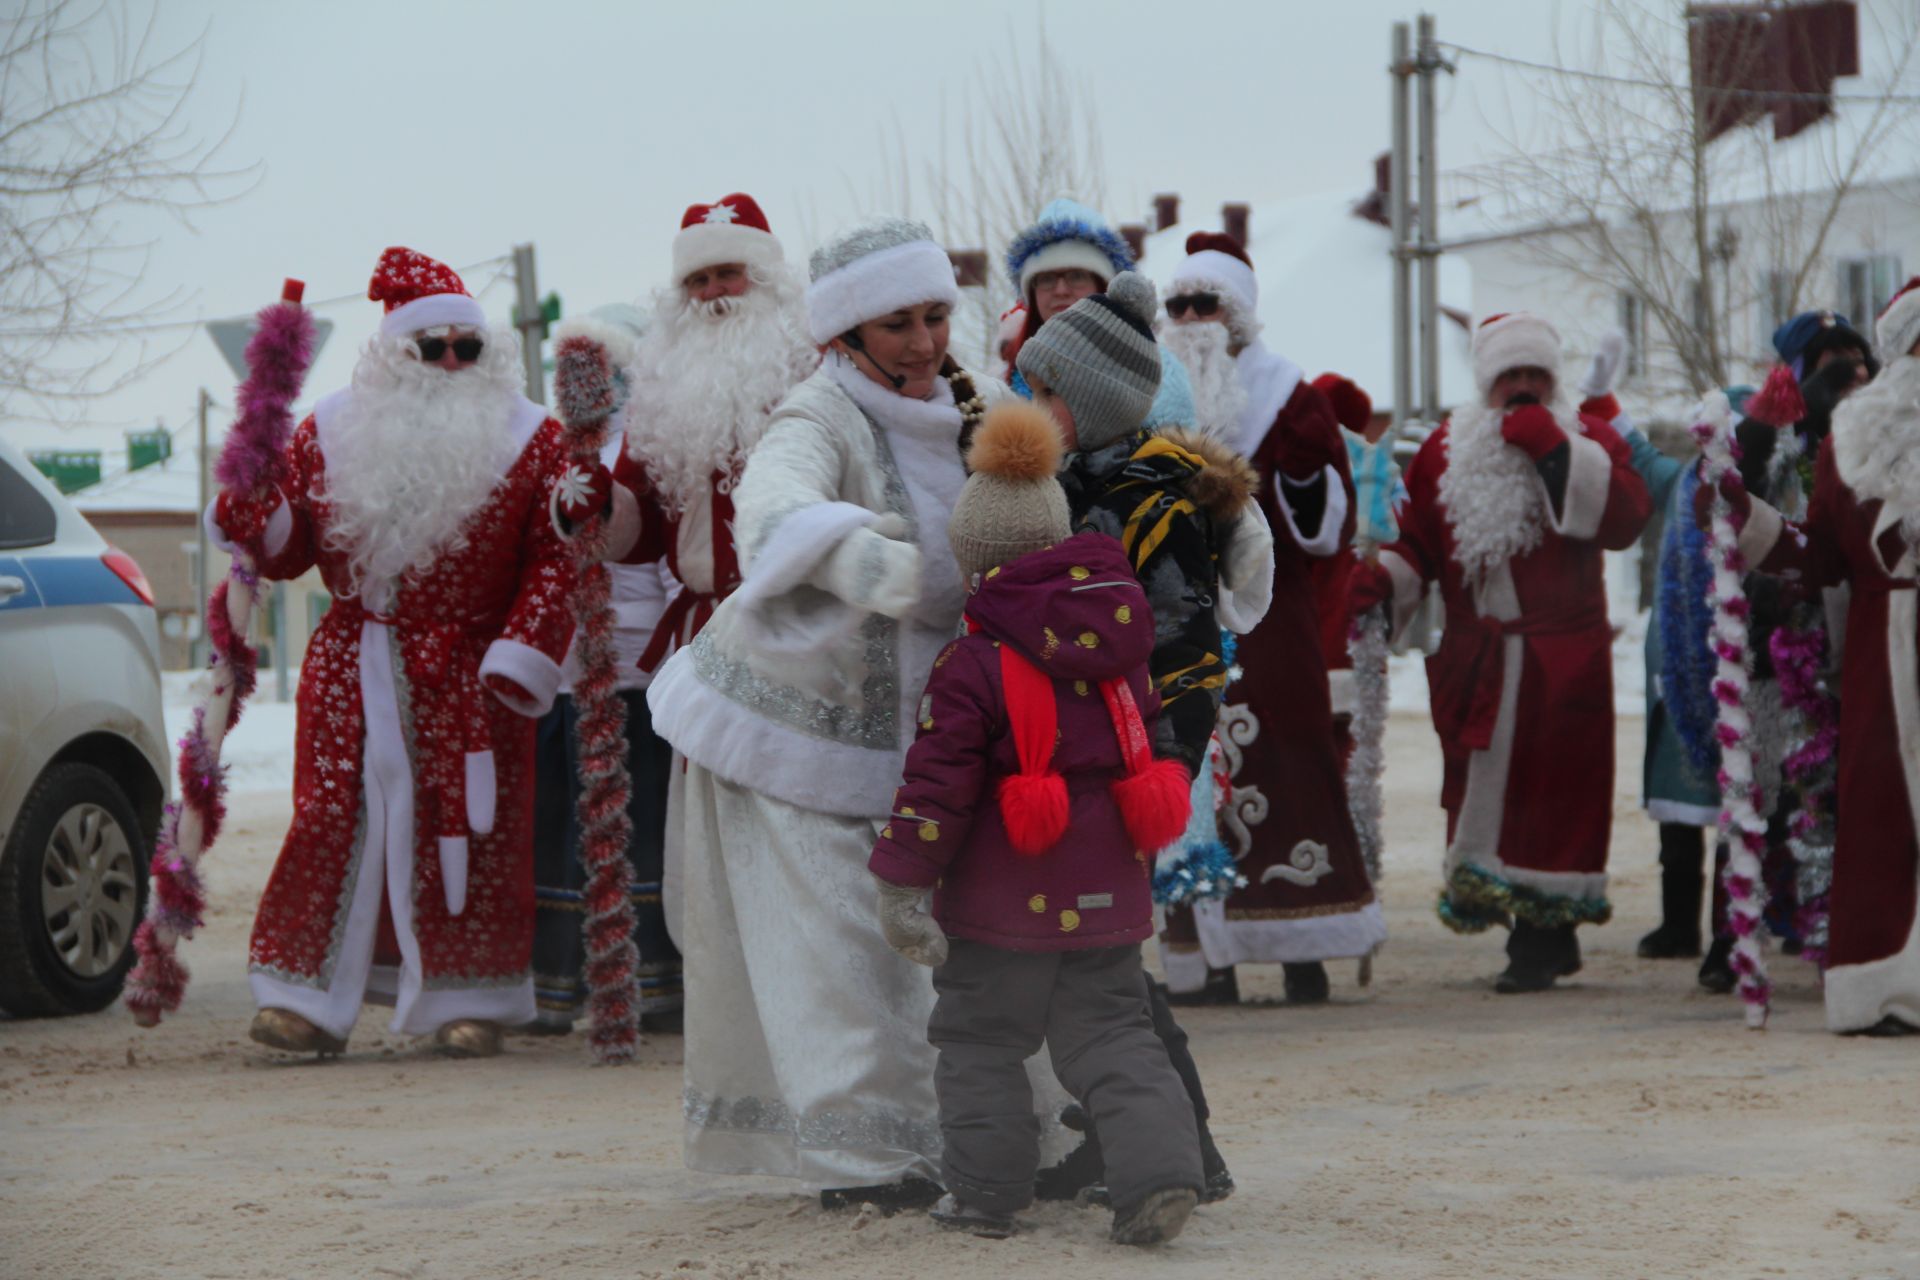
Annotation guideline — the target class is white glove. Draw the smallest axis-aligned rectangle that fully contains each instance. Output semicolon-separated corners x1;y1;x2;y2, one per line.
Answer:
815;525;922;619
1219;504;1274;593
1578;329;1629;399
875;878;948;967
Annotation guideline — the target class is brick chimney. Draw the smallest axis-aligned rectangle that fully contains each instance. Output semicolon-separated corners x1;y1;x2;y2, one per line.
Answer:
948;249;987;288
1222;202;1250;247
1119;223;1147;261
1153;193;1180;231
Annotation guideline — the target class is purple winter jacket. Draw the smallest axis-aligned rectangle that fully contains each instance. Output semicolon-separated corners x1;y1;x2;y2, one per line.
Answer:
868;531;1162;952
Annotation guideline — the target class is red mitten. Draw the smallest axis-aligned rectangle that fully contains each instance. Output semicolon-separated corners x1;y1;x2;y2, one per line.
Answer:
552;462;613;529
214;487;278;546
485;672;534;707
1275;414;1345;481
1499;404;1566;461
1691;469;1751;530
1345;560;1393;621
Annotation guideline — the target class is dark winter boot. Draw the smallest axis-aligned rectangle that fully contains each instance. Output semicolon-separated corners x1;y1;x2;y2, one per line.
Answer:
819;1176;944;1214
1110;1187;1199;1246
1550;925;1582;977
1164;966;1239;1007
929;1192;1016;1239
1639;823;1706;958
1198;1125;1235;1204
1495;920;1559;993
1282;962;1330;1004
1697;936;1737;994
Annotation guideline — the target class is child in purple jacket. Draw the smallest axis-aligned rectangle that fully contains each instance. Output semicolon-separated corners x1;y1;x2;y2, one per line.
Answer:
868;402;1203;1245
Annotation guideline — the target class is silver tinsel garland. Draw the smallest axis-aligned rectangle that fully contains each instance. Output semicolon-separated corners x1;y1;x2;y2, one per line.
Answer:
1345;611;1390;887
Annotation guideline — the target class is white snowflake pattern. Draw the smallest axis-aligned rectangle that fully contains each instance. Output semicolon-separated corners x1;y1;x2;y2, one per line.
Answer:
702;202;739;225
554;464;598;509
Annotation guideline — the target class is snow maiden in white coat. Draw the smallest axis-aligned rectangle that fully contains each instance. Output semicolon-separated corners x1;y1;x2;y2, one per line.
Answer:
646;218;1007;1203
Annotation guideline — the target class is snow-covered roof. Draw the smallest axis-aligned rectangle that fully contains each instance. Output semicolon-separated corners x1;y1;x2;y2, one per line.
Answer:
1138;187;1477;415
72;444;214;516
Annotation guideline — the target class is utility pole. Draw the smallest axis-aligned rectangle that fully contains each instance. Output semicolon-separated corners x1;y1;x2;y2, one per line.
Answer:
1416;13;1443;427
1390;21;1414;446
194;386;210;668
512;243;546;404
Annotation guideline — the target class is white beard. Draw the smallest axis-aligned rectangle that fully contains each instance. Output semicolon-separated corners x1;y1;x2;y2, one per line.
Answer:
1161;321;1246;443
1832;354;1920;544
321;332;523;598
623;263;817;510
1438;395;1584;585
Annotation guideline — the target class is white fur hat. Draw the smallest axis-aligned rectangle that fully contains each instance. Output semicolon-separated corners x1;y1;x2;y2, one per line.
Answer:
805;217;960;346
1472;311;1562;396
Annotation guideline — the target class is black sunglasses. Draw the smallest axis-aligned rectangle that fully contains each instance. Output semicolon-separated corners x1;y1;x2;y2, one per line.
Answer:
416;335;485;363
1165;294;1220;319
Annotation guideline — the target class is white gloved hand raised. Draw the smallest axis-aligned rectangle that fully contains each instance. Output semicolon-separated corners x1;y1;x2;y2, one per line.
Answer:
1577;329;1629;399
874;877;948;967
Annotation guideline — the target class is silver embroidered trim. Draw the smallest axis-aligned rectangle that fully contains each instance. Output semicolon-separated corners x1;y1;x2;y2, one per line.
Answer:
683;1087;943;1157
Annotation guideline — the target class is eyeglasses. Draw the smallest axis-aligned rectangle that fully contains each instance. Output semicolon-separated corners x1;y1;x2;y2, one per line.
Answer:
1165;294;1220;319
1032;268;1100;293
415;334;485;363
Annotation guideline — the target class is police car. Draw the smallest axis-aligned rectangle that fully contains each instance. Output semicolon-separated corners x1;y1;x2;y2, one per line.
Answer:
0;434;168;1016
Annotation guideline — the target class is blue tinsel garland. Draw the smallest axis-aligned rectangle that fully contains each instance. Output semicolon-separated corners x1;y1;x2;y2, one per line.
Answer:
1658;466;1722;779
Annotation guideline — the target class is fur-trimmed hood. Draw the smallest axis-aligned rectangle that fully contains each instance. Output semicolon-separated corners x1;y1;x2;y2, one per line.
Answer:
1153;426;1259;519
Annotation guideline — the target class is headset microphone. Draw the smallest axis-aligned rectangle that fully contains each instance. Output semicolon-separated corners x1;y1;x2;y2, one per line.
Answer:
843;331;906;391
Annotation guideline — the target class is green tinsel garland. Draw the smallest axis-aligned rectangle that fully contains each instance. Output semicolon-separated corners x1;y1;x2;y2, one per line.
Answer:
1435;863;1613;934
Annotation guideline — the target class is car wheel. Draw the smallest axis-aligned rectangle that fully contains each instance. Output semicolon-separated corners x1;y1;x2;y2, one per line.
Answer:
0;762;150;1017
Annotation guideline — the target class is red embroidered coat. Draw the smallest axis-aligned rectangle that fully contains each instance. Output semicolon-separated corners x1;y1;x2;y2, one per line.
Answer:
243;393;574;1037
610;454;742;673
1379;413;1650;931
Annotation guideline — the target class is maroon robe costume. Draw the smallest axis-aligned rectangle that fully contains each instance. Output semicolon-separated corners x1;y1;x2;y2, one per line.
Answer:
1379;405;1650;931
244;394;575;1039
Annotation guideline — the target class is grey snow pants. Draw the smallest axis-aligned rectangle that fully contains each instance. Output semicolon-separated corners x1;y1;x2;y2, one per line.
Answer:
928;939;1203;1215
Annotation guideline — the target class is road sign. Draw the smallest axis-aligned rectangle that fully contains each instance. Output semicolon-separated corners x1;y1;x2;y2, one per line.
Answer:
207;313;334;382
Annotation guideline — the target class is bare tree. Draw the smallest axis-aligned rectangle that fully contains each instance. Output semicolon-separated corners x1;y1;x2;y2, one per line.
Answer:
0;0;258;420
836;20;1109;369
1452;0;1919;399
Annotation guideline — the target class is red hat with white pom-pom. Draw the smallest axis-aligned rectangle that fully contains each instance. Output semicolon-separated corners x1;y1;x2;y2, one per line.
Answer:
1877;275;1920;361
368;247;487;339
673;193;785;284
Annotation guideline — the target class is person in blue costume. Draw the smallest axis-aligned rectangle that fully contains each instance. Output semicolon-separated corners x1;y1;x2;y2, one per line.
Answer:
1005;197;1194;430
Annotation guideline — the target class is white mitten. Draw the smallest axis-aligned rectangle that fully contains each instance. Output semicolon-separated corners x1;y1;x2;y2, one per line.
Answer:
1578;329;1629;399
875;878;948;967
1216;505;1276;634
815;525;923;619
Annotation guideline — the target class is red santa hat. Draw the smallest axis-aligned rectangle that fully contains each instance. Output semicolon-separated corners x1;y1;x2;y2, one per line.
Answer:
1472;311;1562;396
369;247;487;339
1167;231;1258;325
1877;275;1920;361
672;193;785;284
1311;373;1373;434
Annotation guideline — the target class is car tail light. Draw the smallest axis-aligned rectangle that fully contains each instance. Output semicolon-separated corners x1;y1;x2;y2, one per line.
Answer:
103;547;155;606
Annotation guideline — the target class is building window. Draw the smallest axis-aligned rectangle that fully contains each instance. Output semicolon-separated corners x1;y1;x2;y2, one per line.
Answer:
1761;269;1795;347
1616;291;1647;380
1838;253;1903;330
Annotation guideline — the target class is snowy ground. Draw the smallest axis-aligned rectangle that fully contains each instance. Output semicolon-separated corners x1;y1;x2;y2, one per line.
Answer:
5;707;1918;1280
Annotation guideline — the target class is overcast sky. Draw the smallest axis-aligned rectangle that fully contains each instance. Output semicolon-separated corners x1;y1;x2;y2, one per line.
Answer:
5;0;1906;455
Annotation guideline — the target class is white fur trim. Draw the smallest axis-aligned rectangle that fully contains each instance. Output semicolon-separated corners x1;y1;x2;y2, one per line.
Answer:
1877;289;1920;363
1233;339;1304;458
479;637;562;718
465;750;495;835
1157;939;1211;994
1544;433;1614;542
379;293;487;339
1276;464;1347;557
729;501;888;700
1215;504;1275;634
673;222;785;284
1735;496;1785;569
1825;523;1920;1032
439;835;469;917
1171;249;1257;320
1832;356;1920;537
1192;897;1387;965
1646;798;1721;827
1328;667;1358;716
1380;548;1425;646
552;315;643;372
805;239;960;345
1472;312;1561;395
1018;238;1118;297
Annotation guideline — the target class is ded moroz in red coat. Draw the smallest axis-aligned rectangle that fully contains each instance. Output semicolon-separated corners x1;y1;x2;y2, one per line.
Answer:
1744;351;1920;1032
1170;374;1386;986
238;393;575;1040
1378;397;1650;932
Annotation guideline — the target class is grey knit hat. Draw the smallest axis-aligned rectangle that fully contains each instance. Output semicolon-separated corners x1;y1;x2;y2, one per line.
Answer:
805;216;961;346
1015;270;1163;450
948;401;1072;582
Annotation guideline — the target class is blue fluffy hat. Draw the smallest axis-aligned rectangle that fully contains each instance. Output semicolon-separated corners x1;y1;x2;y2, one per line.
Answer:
1006;198;1135;304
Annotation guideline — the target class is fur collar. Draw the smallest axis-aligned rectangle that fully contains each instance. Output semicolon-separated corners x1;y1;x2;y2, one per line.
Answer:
1831;355;1920;540
1438;395;1585;584
1154;426;1259;519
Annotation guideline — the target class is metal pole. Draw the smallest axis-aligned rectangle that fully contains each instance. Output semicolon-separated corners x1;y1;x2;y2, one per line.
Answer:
512;242;545;404
1391;22;1414;444
195;386;210;668
274;583;290;700
1417;13;1441;426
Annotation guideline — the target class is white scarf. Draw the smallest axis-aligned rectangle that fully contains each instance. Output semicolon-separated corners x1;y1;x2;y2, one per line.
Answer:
1232;338;1304;459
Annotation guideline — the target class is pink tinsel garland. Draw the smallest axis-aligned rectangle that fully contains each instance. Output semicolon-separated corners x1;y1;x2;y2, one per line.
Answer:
554;335;640;1064
125;285;314;1026
1692;394;1772;1028
1769;625;1839;968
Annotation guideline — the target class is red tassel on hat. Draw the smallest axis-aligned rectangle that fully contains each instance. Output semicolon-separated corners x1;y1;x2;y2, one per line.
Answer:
1743;364;1807;429
995;644;1069;856
1099;679;1192;852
